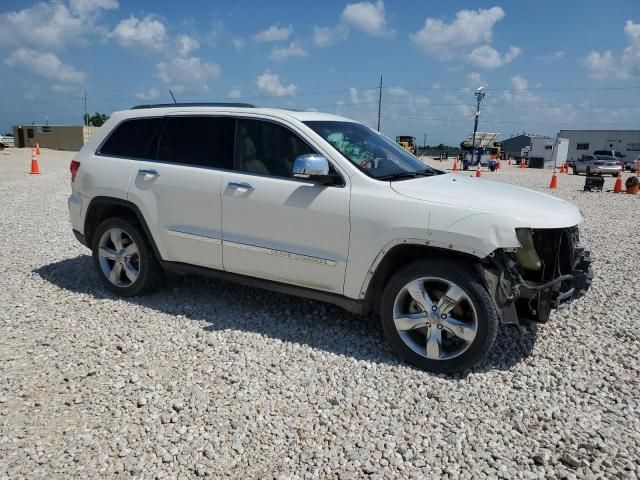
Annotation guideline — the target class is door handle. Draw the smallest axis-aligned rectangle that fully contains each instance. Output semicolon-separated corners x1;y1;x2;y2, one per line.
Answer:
227;181;254;191
138;168;159;177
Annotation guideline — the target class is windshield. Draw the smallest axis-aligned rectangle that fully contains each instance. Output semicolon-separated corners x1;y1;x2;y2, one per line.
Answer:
304;121;438;180
594;155;616;160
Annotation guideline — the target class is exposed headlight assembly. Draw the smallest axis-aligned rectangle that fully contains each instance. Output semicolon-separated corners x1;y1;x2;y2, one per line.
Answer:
515;228;541;271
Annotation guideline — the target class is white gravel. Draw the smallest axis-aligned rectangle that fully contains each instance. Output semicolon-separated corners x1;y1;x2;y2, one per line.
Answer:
1;148;639;479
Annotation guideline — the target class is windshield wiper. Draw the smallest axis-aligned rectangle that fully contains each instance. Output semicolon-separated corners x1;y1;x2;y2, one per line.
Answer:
377;170;435;181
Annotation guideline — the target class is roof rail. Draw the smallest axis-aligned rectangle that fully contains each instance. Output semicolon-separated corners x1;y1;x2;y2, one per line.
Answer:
131;102;256;110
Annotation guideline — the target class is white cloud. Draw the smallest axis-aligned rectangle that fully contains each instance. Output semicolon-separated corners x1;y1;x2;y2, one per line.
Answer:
388;86;409;96
312;24;348;47
496;74;577;124
511;74;528;91
228;87;242;99
112;15;167;51
0;1;112;50
253;24;293;43
349;87;360;104
467;45;521;69
256;71;297;97
337;85;430;131
232;38;245;49
69;0;118;17
411;7;519;69
341;0;392;37
175;34;199;57
537;50;565;62
4;48;87;83
465;72;486;89
156;56;220;93
51;84;81;94
135;88;160;101
584;20;640;80
269;42;307;61
312;0;390;48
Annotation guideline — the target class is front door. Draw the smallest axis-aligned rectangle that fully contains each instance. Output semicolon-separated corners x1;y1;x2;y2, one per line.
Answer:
17;128;24;148
221;118;350;294
127;115;235;270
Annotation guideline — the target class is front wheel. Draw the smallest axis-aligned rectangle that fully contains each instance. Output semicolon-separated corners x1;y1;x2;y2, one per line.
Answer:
91;217;161;296
380;259;498;373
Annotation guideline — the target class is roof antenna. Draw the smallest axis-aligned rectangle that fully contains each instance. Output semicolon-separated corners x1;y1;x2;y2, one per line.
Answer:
169;89;177;104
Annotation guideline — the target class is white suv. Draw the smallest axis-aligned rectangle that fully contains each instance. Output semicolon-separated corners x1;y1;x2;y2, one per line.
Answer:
68;103;592;372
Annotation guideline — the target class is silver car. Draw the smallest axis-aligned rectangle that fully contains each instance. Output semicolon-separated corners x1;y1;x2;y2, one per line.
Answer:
573;155;622;177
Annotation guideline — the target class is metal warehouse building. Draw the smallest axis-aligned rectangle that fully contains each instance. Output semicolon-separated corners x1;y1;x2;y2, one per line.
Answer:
499;134;532;159
558;129;640;162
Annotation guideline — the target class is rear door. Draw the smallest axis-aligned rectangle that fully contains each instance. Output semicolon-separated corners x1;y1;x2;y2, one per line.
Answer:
127;115;235;269
220;118;350;294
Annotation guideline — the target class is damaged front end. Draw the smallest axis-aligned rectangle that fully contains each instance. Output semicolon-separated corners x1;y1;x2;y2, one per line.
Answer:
482;226;593;324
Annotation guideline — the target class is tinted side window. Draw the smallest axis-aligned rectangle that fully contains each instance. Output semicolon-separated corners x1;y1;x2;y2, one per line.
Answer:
158;116;234;169
100;118;163;159
235;119;315;177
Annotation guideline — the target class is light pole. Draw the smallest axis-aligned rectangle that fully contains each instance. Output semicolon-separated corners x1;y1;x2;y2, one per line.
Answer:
470;86;486;168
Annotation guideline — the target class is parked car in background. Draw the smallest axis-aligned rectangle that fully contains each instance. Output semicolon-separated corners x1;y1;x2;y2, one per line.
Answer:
593;150;633;171
573;155;622;176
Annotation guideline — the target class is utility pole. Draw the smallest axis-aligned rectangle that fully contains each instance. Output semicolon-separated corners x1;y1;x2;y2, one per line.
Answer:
83;88;88;127
377;75;383;132
423;133;427;149
470;87;486;167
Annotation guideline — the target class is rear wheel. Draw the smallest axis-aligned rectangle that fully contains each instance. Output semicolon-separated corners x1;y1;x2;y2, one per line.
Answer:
91;217;161;296
380;259;498;373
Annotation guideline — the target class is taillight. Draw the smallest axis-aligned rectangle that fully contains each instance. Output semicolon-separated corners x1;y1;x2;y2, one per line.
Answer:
70;160;80;182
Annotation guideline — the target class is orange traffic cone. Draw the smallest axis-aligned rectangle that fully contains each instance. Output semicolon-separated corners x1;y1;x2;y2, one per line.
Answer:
613;176;623;193
496;160;501;170
29;148;41;175
452;159;458;172
548;168;558;189
475;165;482;177
520;159;526;169
508;157;512;166
35;143;41;156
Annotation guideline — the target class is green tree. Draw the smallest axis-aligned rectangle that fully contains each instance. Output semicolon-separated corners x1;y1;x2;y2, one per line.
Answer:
83;112;109;127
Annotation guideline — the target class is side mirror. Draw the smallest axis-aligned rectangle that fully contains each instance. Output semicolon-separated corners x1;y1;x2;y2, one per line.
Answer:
293;154;330;179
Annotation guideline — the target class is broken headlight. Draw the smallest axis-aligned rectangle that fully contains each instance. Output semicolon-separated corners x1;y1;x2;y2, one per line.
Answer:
514;228;541;271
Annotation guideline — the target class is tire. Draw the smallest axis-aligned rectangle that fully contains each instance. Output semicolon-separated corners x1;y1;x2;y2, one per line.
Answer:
380;259;498;373
91;217;162;296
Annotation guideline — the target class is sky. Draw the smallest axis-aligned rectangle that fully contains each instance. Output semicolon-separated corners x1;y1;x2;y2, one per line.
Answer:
0;0;639;145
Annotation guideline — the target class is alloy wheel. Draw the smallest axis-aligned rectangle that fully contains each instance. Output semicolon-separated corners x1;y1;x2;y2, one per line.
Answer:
392;277;478;361
98;228;140;287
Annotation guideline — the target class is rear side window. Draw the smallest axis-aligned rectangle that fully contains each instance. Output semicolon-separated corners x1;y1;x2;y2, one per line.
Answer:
99;118;163;159
158;116;235;169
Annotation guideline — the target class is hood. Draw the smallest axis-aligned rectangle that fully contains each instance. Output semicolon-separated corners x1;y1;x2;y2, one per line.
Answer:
390;173;582;229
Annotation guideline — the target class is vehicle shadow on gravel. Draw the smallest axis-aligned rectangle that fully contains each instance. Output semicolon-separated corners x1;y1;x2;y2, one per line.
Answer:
34;255;539;375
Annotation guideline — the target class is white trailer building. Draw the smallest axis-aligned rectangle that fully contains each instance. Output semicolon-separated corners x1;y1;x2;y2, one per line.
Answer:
529;137;569;168
558;129;640;163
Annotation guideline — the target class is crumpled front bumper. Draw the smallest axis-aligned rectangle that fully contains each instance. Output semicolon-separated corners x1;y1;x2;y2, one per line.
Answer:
554;244;593;308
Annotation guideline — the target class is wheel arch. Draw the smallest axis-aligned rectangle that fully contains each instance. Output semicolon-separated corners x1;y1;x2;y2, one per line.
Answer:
84;196;162;260
362;241;483;315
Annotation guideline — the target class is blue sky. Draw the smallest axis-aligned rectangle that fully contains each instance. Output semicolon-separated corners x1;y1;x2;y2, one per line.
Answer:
1;0;639;144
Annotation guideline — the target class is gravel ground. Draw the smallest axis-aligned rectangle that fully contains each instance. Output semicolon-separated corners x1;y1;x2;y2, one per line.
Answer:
1;148;639;479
